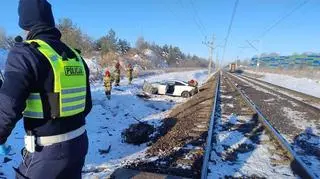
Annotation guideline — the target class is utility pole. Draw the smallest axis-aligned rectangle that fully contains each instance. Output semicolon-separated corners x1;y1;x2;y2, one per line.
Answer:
216;51;219;70
246;40;261;78
236;56;238;68
203;34;215;75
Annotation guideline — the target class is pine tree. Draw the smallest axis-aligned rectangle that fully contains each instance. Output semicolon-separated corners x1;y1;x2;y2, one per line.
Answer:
117;39;131;54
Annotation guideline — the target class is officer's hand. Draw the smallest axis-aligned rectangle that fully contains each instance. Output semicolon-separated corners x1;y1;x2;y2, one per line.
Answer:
0;144;11;155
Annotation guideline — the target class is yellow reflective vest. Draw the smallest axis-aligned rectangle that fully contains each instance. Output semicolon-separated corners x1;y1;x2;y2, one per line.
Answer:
23;40;87;119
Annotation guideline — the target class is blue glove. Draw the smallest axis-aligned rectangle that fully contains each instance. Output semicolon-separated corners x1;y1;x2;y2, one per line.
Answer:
0;144;11;155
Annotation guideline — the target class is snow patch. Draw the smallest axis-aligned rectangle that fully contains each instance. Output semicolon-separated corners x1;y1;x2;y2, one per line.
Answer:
221;95;232;99
227;114;238;124
245;70;320;98
0;70;209;178
282;107;319;135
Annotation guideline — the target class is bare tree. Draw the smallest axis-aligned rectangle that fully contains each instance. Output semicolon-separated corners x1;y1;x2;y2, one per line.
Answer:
135;36;149;51
57;18;93;56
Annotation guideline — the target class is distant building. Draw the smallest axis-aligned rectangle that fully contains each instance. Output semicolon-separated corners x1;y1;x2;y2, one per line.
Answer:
250;54;320;69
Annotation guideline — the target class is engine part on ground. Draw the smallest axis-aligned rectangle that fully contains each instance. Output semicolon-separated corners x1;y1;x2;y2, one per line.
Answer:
142;81;158;94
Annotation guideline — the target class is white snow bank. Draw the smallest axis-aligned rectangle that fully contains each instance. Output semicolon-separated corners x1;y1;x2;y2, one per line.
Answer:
245;70;320;98
0;70;209;178
84;57;103;81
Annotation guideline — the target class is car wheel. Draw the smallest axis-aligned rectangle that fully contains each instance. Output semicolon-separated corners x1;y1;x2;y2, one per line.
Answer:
181;91;190;98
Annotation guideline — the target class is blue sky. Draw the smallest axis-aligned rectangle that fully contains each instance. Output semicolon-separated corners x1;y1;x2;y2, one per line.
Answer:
0;0;319;64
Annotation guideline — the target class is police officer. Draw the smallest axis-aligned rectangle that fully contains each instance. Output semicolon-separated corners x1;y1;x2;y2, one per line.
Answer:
114;61;121;86
104;70;112;100
0;0;92;178
127;63;133;85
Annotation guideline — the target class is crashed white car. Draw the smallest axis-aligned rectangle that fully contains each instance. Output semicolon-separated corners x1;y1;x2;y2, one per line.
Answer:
143;80;198;98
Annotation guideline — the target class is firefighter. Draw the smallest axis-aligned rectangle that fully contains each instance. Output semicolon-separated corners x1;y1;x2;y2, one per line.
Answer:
104;70;112;100
114;61;121;86
127;63;133;85
188;79;199;94
0;0;92;178
188;79;198;87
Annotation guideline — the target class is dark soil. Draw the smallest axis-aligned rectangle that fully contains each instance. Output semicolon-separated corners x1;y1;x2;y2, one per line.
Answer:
122;123;155;145
125;75;218;178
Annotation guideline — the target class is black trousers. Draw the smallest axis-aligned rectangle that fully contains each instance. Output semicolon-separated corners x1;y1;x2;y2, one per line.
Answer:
16;132;88;179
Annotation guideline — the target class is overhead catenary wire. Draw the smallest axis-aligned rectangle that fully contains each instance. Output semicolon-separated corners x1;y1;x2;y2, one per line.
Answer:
222;0;240;62
177;0;207;38
160;0;186;26
258;0;310;39
242;0;310;59
189;0;208;36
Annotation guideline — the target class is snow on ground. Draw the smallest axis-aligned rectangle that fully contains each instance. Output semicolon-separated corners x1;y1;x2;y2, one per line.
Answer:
209;115;296;178
0;69;208;178
143;49;168;68
240;75;320;109
233;73;286;100
282;107;319;137
245;70;320;98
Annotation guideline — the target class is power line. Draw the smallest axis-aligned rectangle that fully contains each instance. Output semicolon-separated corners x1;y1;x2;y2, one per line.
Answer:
222;0;240;61
160;1;186;26
177;0;207;38
258;0;310;38
246;40;258;52
243;0;310;56
189;0;208;36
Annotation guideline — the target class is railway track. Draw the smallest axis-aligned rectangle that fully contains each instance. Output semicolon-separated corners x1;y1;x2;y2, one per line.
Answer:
201;71;316;179
238;73;320;110
117;71;317;178
227;72;320;142
223;72;319;178
124;73;219;178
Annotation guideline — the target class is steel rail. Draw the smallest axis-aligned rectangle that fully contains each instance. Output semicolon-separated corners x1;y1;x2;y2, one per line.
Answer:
200;71;221;179
239;74;320;110
225;72;316;179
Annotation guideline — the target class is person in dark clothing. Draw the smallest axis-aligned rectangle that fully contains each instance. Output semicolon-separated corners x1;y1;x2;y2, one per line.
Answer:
126;63;133;85
0;0;92;178
114;61;121;86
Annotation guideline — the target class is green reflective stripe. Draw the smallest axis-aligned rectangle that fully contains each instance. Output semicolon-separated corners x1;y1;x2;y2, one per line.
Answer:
24;40;87;119
62;87;86;95
62;96;86;103
62;91;86;99
62;103;85;112
28;94;41;100
23;111;44;118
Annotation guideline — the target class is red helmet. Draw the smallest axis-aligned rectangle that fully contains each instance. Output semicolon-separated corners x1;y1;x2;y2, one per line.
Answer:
105;70;110;77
